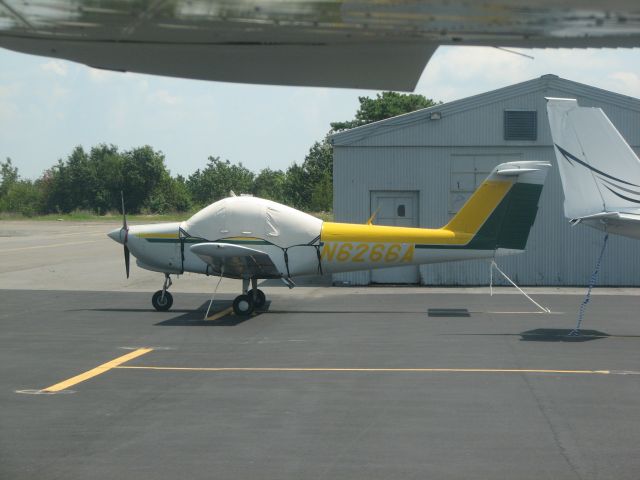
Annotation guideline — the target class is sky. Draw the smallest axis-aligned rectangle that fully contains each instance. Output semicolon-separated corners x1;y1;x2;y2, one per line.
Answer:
1;46;640;180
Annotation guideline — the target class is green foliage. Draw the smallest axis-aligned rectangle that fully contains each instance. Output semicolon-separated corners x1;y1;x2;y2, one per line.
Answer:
0;158;43;216
4;144;191;215
330;91;439;131
310;171;333;212
0;180;44;216
186;156;255;206
283;138;333;210
252;168;286;201
122;146;168;213
0;158;19;197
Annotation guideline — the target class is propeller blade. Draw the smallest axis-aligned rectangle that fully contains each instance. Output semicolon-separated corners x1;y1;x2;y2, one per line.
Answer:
120;191;128;231
124;244;130;279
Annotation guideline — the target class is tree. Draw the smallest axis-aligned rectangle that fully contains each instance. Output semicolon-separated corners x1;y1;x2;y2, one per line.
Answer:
310;171;332;212
90;144;124;214
283;138;333;211
252;168;286;202
187;157;255;206
330;91;439;132
146;175;192;214
0;158;44;216
0;180;43;216
0;158;19;198
122;146;170;213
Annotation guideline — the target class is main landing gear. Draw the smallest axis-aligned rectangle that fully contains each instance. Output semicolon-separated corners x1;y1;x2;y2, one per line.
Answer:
151;274;266;316
232;277;266;316
152;273;173;311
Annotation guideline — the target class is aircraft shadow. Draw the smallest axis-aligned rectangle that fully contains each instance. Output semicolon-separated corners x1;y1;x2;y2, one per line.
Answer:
445;328;622;342
80;308;195;314
155;301;271;327
519;328;610;342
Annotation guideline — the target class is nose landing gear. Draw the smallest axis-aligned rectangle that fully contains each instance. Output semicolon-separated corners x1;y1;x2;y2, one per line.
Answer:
232;278;266;316
152;274;173;311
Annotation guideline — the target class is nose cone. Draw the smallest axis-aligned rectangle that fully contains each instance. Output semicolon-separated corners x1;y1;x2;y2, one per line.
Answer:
108;228;123;244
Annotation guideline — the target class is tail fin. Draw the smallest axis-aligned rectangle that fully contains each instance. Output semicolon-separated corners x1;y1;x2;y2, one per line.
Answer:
445;161;551;250
546;97;640;220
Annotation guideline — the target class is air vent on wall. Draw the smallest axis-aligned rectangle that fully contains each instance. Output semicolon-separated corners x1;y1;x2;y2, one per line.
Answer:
504;110;537;141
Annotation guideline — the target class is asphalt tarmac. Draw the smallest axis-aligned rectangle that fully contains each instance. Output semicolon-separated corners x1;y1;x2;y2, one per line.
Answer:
2;222;640;479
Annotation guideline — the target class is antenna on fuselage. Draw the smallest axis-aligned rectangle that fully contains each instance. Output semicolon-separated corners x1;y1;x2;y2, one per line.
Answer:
367;205;382;225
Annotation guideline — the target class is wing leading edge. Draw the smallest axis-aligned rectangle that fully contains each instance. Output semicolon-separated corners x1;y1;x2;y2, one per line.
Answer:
3;1;640;90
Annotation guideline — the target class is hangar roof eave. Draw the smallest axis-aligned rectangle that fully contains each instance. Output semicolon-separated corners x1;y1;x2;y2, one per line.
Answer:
330;74;640;147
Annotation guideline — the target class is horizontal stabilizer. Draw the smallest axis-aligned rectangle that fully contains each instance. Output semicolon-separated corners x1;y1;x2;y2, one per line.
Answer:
569;211;640;239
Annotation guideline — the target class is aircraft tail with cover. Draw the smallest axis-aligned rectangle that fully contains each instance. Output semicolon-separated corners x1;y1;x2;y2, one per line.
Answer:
546;97;640;239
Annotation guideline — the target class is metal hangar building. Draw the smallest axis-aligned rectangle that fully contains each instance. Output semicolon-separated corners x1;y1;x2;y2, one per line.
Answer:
330;74;640;286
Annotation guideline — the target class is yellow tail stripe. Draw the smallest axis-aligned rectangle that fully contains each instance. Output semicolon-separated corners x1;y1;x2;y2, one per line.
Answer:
445;180;512;233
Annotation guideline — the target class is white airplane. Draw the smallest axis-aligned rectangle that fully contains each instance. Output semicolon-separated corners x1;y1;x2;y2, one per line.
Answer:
546;97;640;240
108;161;550;316
2;1;640;90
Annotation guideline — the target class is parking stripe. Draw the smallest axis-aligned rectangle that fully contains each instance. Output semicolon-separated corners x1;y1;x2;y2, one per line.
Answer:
42;348;153;392
115;366;611;375
206;307;233;321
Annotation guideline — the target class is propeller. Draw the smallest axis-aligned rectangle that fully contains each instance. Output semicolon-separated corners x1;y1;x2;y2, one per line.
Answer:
121;191;130;278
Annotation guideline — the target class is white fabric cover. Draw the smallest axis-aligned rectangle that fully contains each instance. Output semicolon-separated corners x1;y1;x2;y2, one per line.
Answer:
181;196;322;248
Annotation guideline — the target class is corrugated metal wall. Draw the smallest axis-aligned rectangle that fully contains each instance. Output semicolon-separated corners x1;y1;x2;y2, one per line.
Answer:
333;77;640;286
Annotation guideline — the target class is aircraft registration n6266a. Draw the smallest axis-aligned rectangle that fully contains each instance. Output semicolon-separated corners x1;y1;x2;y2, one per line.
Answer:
108;161;550;316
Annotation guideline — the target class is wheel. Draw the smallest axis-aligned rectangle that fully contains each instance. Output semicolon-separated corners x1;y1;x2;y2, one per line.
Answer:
248;288;266;309
232;294;254;316
152;290;173;311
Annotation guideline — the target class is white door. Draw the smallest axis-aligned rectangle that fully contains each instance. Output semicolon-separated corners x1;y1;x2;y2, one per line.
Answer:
370;191;419;284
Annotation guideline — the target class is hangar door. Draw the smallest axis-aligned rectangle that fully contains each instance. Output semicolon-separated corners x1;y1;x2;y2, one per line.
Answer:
370;191;419;284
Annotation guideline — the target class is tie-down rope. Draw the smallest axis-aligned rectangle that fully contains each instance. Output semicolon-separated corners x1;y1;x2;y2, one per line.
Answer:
490;260;551;313
569;233;609;336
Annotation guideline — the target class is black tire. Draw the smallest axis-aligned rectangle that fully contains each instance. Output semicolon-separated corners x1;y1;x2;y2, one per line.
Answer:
248;288;266;309
152;290;173;311
233;294;254;316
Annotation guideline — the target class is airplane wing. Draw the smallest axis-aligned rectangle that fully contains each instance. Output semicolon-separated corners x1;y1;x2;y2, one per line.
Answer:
2;1;640;90
190;242;282;279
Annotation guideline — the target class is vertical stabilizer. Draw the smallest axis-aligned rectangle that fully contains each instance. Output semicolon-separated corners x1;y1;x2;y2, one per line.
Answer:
546;97;640;220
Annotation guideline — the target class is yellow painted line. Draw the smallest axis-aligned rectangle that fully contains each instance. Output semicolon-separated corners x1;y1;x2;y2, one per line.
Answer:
115;366;611;375
0;240;99;253
206;307;233;321
42;348;153;392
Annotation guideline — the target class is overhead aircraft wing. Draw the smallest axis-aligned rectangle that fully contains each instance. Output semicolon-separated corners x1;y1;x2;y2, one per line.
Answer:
190;242;281;279
2;1;640;90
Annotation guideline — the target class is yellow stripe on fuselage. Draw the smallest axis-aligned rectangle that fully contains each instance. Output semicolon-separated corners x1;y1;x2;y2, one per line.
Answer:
321;222;470;245
321;180;512;246
136;232;179;239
